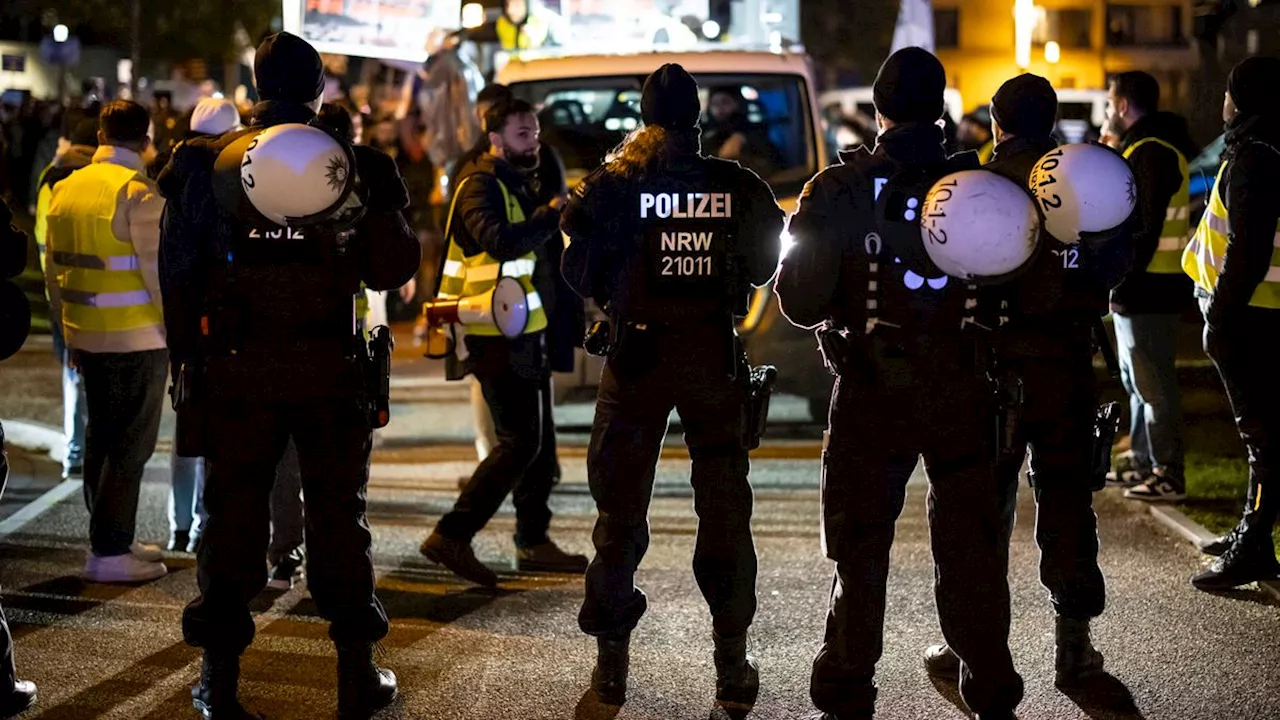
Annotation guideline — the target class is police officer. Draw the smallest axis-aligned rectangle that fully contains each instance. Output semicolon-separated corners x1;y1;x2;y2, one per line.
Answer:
920;73;1130;687
775;48;1023;720
157;32;420;720
559;63;784;707
1184;56;1280;591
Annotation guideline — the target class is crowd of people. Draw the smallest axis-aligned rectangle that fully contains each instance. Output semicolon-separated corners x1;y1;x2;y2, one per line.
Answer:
0;25;1276;720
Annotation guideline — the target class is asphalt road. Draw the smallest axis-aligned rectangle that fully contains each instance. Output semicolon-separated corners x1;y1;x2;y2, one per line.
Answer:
1;352;1277;720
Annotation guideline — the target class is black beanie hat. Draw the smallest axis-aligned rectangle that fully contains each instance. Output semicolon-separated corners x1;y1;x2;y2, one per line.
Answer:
873;47;946;124
642;63;701;130
991;73;1058;140
1229;56;1280;119
254;32;326;104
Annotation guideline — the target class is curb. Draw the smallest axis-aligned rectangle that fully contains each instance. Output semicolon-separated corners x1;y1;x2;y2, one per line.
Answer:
1;418;67;463
1148;504;1280;601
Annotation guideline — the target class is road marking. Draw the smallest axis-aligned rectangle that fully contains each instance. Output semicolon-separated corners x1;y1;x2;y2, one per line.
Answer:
0;479;82;541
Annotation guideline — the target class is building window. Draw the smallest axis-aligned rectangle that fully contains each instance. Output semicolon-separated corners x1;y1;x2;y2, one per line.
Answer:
934;8;960;48
1034;8;1093;48
1106;4;1186;47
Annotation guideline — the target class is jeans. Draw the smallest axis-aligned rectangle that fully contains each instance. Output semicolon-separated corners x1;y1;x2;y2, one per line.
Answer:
51;319;86;470
75;349;168;557
169;453;207;536
1113;313;1184;485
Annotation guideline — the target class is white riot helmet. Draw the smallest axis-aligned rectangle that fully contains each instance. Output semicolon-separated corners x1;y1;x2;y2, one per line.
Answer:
1029;143;1136;244
238;123;358;226
919;169;1041;284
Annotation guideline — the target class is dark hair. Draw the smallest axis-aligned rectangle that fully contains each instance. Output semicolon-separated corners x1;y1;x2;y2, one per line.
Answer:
605;125;700;179
484;97;535;134
317;103;355;141
1110;71;1159;116
477;83;514;106
98;100;150;145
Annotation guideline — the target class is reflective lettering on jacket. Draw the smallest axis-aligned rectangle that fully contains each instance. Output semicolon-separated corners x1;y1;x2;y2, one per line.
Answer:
1124;137;1190;274
437;175;547;336
1183;161;1280;309
640;190;733;293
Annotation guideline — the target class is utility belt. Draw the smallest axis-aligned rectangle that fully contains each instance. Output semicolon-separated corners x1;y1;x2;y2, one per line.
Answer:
585;311;777;449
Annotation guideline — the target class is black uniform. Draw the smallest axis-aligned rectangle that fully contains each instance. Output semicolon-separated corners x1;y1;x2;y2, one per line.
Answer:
776;122;1024;717
561;143;783;641
157;99;420;658
984;134;1123;620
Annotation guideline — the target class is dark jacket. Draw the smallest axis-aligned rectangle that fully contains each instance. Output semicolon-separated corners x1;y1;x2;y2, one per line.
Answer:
1110;112;1197;315
560;147;783;327
1206;128;1280;329
449;151;562;375
984;135;1128;356
156;100;420;380
777;123;974;334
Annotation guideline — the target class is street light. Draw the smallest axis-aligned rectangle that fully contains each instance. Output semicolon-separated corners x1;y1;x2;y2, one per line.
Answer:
461;3;485;30
1014;0;1036;69
53;24;68;43
1045;40;1061;64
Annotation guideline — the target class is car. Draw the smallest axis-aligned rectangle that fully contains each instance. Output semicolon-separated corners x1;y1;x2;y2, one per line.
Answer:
497;45;833;416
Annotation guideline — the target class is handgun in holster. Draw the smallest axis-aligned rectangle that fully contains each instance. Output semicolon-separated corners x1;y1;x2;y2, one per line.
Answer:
815;322;876;385
744;364;778;450
1091;401;1122;491
366;325;394;429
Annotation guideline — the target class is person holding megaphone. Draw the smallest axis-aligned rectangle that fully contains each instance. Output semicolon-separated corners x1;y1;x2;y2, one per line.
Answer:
157;31;419;720
417;97;589;587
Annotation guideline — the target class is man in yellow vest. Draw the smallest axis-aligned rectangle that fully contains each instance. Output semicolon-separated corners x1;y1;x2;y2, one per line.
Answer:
496;0;549;52
419;98;588;585
1104;71;1198;502
1182;56;1280;591
44;100;169;584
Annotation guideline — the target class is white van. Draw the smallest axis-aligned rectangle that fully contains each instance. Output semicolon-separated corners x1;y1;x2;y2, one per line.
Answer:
497;46;834;412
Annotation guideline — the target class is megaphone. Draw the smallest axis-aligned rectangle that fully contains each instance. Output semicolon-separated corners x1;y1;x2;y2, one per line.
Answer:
421;277;529;358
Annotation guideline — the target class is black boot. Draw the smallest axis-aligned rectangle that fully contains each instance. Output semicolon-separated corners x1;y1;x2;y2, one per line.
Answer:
1192;534;1280;591
1054;617;1104;686
713;632;759;706
336;643;397;720
192;653;262;719
0;680;35;719
591;634;629;706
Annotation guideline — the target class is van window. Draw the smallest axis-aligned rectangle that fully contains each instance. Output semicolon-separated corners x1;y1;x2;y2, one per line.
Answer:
510;73;818;198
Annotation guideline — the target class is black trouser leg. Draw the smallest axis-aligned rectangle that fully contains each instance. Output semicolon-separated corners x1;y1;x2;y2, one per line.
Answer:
291;394;389;647
1021;352;1106;620
578;358;670;637
810;377;914;717
78;349;167;556
182;393;286;655
436;363;544;543
512;374;557;548
1205;312;1280;542
678;358;756;639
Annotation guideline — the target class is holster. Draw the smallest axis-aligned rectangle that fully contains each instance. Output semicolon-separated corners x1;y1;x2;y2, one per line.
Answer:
743;365;778;450
993;371;1025;466
815;323;876;385
365;326;394;428
171;361;208;458
1091;401;1122;491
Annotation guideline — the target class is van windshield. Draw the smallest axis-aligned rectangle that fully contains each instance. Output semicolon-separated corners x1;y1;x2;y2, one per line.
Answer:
509;73;818;199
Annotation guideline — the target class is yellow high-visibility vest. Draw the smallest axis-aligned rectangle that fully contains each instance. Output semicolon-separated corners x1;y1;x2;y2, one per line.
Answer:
1183;161;1280;309
496;13;548;51
1123;137;1190;274
437;174;546;336
45;162;163;334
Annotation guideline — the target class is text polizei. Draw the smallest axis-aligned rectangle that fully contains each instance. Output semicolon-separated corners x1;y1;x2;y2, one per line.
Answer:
640;192;733;219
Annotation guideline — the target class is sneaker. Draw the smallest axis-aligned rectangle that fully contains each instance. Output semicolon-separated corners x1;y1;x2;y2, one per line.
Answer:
922;643;960;681
516;541;589;574
1123;475;1185;503
130;542;165;562
1104;469;1145;487
83;553;167;583
1191;539;1280;591
1199;528;1241;557
420;531;499;587
168;530;190;553
0;680;36;718
267;551;304;591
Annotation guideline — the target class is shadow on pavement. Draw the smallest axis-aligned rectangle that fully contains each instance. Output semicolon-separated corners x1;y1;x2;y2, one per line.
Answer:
3;571;138;641
1060;672;1146;719
928;676;971;716
709;702;754;719
575;688;621;720
1191;586;1280;608
36;640;200;720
